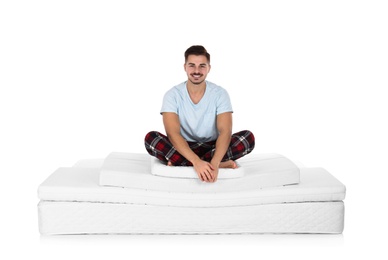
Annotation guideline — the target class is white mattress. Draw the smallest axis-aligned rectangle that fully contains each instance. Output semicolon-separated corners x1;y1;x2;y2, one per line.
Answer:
38;201;344;234
37;153;346;234
99;153;301;192
38;166;345;208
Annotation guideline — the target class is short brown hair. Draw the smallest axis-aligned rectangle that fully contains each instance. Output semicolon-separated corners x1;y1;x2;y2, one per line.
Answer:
184;45;210;63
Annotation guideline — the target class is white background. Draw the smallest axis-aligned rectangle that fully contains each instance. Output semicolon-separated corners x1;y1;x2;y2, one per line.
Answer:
1;0;387;259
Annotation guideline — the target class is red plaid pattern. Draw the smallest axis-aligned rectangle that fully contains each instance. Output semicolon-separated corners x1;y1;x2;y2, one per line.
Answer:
144;130;255;166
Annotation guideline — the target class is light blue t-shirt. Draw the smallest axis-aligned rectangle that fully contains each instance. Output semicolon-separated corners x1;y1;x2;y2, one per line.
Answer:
160;81;233;142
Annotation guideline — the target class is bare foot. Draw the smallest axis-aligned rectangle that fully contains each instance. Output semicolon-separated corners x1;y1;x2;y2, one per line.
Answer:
167;161;173;166
219;160;237;169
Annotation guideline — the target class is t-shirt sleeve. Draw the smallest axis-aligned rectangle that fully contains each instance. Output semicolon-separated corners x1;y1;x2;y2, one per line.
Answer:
216;89;233;115
160;89;178;115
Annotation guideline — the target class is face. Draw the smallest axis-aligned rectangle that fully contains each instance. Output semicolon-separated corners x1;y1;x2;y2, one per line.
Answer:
184;55;211;85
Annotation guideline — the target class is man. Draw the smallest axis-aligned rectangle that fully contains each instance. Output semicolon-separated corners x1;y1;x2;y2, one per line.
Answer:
145;45;255;183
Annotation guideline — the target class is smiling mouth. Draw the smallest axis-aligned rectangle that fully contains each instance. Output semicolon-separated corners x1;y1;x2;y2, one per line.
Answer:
191;74;202;79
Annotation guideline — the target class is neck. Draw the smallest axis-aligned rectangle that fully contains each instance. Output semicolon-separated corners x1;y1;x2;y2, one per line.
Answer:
186;81;206;104
186;80;206;94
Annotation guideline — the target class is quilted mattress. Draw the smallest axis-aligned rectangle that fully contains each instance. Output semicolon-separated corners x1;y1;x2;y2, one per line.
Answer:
37;153;346;234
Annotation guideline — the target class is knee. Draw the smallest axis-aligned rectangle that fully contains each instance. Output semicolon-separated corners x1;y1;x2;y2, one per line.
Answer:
144;131;159;145
245;130;255;150
235;130;255;151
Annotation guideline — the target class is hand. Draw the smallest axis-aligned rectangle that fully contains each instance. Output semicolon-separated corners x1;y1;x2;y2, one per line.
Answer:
210;163;219;183
193;159;215;182
209;160;220;183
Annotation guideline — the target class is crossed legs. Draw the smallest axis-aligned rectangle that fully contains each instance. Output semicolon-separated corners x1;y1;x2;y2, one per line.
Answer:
144;130;255;167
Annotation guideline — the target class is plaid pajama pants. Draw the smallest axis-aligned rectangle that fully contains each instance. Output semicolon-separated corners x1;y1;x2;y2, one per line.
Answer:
144;130;255;166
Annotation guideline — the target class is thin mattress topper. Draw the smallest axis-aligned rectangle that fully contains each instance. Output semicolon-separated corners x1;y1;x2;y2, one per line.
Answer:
38;156;346;208
150;157;245;179
99;153;300;192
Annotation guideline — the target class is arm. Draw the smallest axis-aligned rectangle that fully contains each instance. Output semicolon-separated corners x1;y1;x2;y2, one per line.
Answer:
210;112;233;181
162;112;214;182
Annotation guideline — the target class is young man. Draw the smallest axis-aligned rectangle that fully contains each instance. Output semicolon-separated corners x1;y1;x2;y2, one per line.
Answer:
145;45;255;183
